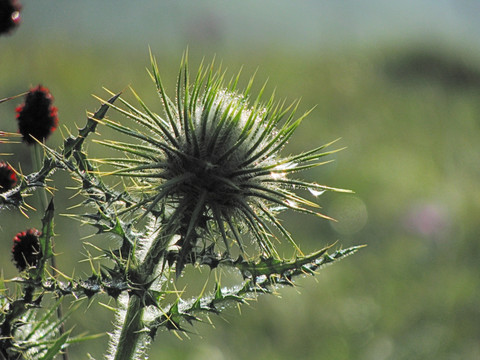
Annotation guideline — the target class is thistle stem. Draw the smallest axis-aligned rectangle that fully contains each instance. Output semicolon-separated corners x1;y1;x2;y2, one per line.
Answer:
32;144;69;360
113;295;145;360
111;218;176;359
32;144;48;210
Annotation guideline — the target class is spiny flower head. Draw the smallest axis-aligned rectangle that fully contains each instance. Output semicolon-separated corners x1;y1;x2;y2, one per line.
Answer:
12;228;41;271
0;161;17;193
0;0;21;35
16;85;58;145
96;54;349;271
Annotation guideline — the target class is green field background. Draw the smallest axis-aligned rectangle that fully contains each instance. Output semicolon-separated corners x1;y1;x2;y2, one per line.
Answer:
1;2;479;359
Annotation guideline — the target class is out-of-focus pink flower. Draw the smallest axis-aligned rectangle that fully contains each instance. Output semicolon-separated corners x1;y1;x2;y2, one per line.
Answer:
404;202;450;239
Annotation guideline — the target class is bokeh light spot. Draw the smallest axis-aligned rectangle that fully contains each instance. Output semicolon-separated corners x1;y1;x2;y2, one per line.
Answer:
329;195;368;235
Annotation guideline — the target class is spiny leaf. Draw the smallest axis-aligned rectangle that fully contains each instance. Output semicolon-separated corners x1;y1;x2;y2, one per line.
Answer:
148;246;363;334
63;92;121;158
234;245;364;282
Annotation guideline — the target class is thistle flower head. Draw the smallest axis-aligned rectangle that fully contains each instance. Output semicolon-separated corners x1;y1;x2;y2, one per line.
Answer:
12;228;41;271
0;161;17;193
0;0;21;35
16;85;58;145
97;54;347;271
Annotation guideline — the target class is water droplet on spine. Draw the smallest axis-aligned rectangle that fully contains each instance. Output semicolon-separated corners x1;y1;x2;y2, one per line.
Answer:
308;188;325;197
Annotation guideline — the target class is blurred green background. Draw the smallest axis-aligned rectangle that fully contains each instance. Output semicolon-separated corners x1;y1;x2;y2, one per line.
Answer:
1;1;479;359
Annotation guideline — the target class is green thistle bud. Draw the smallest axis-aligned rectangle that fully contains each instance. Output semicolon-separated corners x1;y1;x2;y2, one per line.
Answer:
96;53;349;274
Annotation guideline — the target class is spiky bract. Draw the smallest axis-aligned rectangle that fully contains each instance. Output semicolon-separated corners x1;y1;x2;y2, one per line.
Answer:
96;54;348;272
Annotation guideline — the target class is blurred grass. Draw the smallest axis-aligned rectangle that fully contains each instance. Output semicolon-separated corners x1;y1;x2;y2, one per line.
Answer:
1;40;480;359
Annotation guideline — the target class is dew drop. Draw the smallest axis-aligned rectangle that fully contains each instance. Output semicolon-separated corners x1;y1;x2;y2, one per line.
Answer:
285;199;297;208
308;188;326;197
256;275;267;283
270;171;286;180
11;11;21;24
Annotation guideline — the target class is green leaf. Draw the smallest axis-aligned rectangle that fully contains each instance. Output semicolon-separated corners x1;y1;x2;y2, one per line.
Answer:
40;329;71;360
24;297;63;342
40;199;55;259
33;199;55;280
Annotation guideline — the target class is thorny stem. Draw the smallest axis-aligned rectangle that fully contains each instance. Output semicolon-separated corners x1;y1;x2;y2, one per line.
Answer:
32;145;48;211
113;295;145;360
32;144;69;360
112;219;175;359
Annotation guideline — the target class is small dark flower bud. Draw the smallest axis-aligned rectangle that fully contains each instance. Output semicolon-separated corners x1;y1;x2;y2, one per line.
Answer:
0;161;17;193
16;85;58;145
0;0;21;35
12;228;41;271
